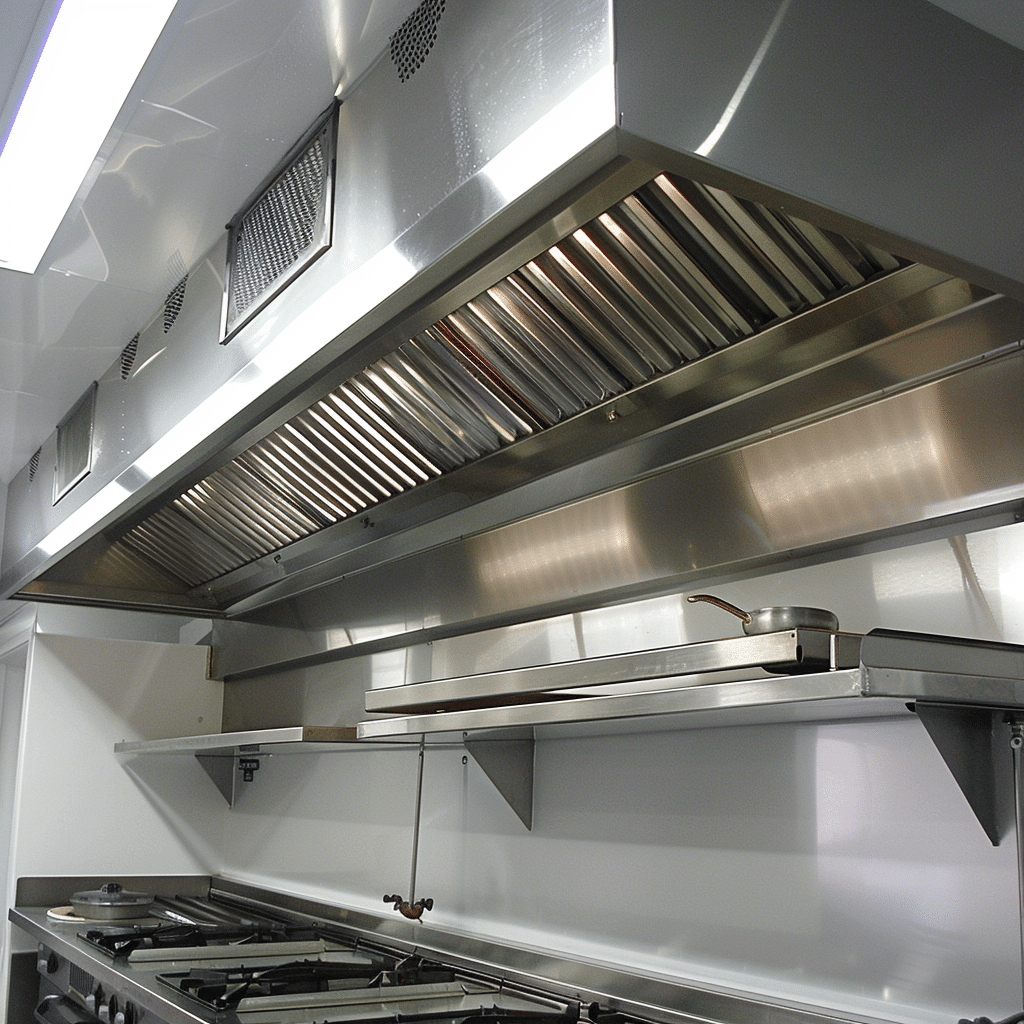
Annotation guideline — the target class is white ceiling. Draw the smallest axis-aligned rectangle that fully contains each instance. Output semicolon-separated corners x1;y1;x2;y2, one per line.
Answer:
0;0;420;488
0;0;1022;495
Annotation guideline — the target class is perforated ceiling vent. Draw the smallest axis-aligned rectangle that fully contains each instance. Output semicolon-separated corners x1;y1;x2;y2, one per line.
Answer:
390;0;445;82
120;333;140;380
163;276;188;333
224;113;335;341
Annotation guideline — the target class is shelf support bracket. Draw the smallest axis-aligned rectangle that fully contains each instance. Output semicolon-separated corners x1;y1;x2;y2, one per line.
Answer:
195;754;237;807
464;728;534;830
914;702;1015;846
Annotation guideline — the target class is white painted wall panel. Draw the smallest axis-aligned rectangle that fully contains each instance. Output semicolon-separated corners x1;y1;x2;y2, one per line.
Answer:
10;635;224;879
0;640;27;1006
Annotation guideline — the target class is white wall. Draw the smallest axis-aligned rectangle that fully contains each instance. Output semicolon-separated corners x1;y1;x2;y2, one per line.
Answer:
0;638;27;1011
9;634;225;883
0;613;230;1019
217;522;1024;1024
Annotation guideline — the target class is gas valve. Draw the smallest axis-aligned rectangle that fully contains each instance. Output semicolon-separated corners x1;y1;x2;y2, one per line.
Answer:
383;893;433;920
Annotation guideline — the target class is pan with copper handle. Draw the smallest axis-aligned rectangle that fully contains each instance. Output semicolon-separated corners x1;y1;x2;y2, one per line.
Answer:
686;594;838;634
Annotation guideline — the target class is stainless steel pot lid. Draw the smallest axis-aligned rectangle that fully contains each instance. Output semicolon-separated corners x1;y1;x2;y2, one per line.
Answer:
70;882;153;909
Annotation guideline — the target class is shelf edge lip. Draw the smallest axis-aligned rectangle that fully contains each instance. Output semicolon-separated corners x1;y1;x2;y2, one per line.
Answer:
357;669;868;739
114;725;359;755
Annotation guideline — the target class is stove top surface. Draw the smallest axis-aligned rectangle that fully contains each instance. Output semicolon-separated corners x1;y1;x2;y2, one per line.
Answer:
14;881;632;1024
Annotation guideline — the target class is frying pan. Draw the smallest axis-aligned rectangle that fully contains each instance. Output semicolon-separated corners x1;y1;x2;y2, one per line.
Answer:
686;594;838;634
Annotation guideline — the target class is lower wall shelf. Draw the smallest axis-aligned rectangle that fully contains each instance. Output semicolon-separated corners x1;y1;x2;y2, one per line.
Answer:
114;726;360;806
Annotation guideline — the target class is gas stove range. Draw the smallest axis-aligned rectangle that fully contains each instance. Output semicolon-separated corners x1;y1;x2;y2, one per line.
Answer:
14;874;882;1024
18;881;600;1024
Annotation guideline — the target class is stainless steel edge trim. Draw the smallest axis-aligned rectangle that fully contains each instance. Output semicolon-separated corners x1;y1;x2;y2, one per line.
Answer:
357;671;866;738
861;668;1024;710
113;725;359;755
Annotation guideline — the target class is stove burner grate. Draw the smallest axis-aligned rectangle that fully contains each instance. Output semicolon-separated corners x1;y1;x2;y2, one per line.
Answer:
81;921;322;958
157;955;454;1011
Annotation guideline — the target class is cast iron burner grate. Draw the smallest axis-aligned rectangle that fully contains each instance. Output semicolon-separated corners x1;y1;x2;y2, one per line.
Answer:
157;956;454;1012
81;921;322;958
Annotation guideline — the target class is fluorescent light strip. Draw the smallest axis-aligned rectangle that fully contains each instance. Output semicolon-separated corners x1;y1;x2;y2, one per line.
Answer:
0;0;178;275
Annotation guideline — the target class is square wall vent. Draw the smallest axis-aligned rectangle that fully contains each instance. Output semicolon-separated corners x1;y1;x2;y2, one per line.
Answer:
54;382;97;504
222;109;336;342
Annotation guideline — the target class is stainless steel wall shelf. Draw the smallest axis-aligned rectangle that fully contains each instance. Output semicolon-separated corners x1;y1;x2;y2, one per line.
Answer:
114;726;359;756
366;629;863;714
358;630;1024;856
114;727;360;806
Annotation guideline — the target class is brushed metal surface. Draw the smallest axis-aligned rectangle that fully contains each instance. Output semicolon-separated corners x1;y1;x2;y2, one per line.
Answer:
861;629;1024;681
614;0;1024;299
357;670;867;739
212;339;1024;678
866;668;1024;709
114;725;358;756
207;878;910;1024
365;629;851;713
100;173;905;597
10;877;906;1024
202;265;981;614
9;0;1024;624
915;703;1015;847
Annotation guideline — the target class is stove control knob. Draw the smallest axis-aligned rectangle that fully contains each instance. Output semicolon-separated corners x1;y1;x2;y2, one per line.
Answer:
106;994;119;1024
86;986;102;1012
123;1000;137;1024
37;950;59;974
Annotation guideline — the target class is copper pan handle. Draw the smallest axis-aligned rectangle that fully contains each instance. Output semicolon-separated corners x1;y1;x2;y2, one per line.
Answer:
686;594;752;625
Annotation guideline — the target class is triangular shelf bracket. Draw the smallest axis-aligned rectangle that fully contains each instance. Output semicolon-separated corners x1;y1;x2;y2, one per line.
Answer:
464;728;534;830
914;702;1015;846
195;754;238;807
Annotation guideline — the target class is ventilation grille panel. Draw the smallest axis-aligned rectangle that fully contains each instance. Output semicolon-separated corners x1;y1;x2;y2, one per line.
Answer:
224;117;334;339
390;0;445;81
28;447;41;483
120;333;140;379
120;173;905;588
163;277;188;333
54;382;97;504
68;964;93;1000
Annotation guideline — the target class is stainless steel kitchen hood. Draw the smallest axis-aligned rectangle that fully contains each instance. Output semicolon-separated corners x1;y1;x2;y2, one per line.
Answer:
3;0;1024;658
